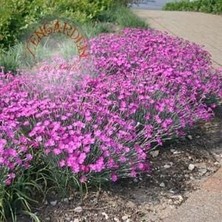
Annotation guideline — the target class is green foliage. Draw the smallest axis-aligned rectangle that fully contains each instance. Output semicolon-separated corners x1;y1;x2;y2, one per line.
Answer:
82;22;114;37
0;44;24;74
113;6;148;28
0;0;114;50
0;2;148;74
0;162;44;221
0;149;82;222
164;0;222;14
0;0;147;51
96;6;148;28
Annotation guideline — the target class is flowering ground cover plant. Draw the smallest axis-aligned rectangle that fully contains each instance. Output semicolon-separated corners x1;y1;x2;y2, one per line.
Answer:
0;28;222;220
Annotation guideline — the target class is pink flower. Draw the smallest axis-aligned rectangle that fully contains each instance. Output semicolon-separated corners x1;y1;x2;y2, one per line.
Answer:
25;154;33;161
111;173;118;182
80;176;87;183
78;153;86;164
53;148;61;155
59;160;66;167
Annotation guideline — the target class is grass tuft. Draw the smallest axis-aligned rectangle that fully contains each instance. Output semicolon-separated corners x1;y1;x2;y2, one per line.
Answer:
97;5;148;28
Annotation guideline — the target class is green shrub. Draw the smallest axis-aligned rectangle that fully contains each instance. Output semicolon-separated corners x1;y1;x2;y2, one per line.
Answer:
114;6;148;28
96;6;148;28
0;0;114;50
164;0;222;14
0;0;147;51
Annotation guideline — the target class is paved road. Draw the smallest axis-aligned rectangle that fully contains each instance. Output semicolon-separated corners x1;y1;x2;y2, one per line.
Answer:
132;10;222;67
164;168;222;222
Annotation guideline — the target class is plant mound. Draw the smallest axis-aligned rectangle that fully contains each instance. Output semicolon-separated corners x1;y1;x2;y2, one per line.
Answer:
1;28;222;187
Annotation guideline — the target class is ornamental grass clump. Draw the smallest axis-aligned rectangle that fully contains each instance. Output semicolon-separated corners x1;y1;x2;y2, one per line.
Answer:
0;28;222;220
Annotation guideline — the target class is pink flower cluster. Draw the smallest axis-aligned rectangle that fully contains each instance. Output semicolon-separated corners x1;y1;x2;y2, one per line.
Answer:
1;28;222;184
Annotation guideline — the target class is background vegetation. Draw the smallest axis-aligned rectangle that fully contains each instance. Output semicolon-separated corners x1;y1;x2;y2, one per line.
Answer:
0;0;145;51
0;0;147;73
164;0;222;14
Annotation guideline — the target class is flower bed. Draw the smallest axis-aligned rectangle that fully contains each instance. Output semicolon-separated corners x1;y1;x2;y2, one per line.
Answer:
0;28;222;220
1;28;222;183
